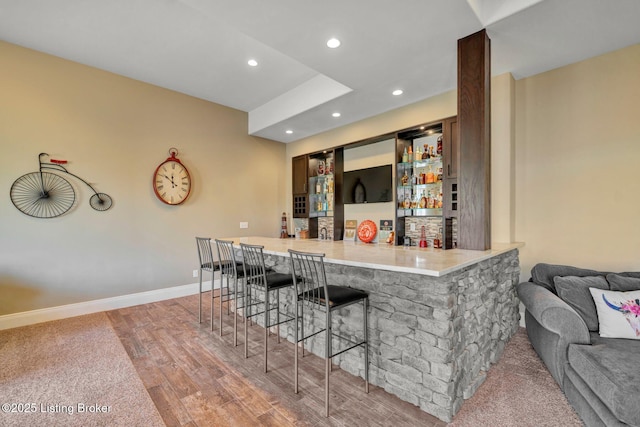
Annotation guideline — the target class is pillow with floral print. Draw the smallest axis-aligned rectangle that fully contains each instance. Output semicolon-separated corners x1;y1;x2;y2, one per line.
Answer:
590;288;640;339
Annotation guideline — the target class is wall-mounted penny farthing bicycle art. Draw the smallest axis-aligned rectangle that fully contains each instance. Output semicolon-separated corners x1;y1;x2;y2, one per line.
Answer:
10;153;113;218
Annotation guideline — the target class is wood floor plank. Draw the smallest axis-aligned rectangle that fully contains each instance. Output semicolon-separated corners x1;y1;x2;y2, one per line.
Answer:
108;293;447;426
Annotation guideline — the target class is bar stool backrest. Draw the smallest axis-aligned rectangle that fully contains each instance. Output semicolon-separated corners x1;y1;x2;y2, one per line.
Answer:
288;250;330;311
196;237;214;271
240;243;268;287
214;239;238;277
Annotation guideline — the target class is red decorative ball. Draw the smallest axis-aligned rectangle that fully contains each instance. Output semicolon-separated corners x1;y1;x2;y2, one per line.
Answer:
357;220;377;243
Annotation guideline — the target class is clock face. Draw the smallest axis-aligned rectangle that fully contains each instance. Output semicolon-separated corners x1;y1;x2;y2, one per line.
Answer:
153;160;191;205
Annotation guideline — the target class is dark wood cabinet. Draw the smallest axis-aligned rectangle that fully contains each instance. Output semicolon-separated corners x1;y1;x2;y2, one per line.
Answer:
443;117;459;179
292;155;308;218
292;155;308;194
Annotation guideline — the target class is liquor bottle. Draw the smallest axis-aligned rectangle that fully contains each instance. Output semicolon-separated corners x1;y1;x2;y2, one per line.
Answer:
401;171;409;186
419;226;427;248
419;190;427;208
315;179;321;194
437;167;443;182
437;136;443;156
402;147;408;163
426;165;435;184
411;169;418;186
437;192;443;209
424;144;430;159
407;146;413;162
415;146;421;161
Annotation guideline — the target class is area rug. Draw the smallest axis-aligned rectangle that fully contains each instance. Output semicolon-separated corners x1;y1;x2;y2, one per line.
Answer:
0;312;164;427
449;327;583;426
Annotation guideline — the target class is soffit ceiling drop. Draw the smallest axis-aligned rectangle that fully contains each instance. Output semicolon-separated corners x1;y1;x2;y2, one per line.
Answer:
1;0;639;142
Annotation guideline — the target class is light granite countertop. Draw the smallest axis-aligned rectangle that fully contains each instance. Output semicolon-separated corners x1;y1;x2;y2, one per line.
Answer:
222;236;523;277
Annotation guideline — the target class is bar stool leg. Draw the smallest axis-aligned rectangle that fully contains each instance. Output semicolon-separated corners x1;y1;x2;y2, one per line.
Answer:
264;288;270;373
276;289;281;344
210;273;216;332
294;300;299;394
219;275;225;336
233;276;238;347
244;282;250;359
301;303;305;358
364;298;369;393
325;308;331;417
198;267;203;323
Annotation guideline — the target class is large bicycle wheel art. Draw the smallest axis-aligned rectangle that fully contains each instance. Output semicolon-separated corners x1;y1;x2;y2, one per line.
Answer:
11;172;75;218
10;153;113;218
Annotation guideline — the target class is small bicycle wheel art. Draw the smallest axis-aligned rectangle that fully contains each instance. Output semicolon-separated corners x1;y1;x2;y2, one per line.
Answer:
10;172;76;218
90;193;113;211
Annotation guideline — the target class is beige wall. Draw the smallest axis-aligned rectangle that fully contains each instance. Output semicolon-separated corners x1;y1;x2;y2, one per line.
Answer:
0;42;286;315
515;43;640;277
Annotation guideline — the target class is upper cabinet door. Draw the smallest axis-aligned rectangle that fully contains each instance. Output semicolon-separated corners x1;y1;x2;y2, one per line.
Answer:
292;155;308;194
443;117;459;179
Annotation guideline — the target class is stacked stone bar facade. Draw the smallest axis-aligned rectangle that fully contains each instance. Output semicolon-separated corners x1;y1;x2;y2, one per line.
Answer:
254;248;520;422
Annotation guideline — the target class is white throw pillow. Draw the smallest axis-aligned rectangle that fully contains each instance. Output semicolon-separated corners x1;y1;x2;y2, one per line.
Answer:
590;288;640;339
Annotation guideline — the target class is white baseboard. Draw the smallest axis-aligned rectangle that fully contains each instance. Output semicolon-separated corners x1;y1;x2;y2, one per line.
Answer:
0;279;220;331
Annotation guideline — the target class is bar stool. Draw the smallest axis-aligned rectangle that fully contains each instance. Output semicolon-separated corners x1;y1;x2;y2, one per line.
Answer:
195;237;222;326
240;243;295;373
214;239;246;345
288;249;369;417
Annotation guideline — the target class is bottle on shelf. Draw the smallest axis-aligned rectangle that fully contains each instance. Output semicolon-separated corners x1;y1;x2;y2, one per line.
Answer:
401;171;409;186
415;145;421;161
402;147;408;163
419;225;427;248
411;169;418;185
434;227;442;249
315;179;321;194
419;190;427;208
423;144;430;160
407;146;413;162
437;136;443;156
426;165;435;184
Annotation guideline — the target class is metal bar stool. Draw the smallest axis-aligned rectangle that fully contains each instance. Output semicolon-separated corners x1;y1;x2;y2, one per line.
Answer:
214;239;247;345
240;243;295;373
195;237;223;326
288;249;369;417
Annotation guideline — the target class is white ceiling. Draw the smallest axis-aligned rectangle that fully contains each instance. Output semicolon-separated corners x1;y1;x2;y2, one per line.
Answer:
1;0;639;143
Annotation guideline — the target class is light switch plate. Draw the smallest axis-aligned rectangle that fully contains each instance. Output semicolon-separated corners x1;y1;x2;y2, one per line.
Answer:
240;222;249;229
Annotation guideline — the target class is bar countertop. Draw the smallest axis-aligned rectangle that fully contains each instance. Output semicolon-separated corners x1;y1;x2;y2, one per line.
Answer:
223;236;523;277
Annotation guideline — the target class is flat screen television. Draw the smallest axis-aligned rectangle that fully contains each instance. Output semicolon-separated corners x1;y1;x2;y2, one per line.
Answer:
342;164;393;204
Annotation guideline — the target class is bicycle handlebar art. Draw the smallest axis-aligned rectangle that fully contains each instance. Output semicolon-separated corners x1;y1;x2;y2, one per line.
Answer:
10;153;113;218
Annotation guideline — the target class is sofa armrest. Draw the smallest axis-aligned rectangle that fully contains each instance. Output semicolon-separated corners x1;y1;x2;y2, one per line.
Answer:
517;281;590;386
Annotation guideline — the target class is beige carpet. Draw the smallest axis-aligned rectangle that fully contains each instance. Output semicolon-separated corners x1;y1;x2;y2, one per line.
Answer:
0;312;164;427
449;328;583;426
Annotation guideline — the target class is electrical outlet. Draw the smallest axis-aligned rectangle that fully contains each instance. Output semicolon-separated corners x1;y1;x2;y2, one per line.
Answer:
240;222;249;229
193;269;198;278
410;223;416;231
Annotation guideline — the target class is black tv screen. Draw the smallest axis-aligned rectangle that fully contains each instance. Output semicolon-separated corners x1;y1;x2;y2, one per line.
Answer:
343;164;392;204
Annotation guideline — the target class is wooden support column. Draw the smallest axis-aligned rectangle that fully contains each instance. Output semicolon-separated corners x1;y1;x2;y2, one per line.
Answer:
458;29;491;250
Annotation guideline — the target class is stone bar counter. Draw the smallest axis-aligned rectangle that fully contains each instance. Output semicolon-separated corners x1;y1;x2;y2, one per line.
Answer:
224;236;522;422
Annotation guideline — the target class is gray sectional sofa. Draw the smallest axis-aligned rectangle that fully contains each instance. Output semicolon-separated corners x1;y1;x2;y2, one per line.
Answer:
517;263;640;427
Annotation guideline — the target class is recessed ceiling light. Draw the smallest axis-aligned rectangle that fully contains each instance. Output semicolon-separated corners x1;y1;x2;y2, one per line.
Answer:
332;112;341;118
392;89;403;96
326;38;341;49
247;59;258;67
285;130;293;134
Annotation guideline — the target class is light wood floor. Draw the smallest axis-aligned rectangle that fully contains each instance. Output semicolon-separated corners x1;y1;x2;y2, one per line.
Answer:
107;292;447;427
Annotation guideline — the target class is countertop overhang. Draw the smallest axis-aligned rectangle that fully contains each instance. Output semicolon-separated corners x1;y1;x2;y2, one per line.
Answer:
223;236;523;277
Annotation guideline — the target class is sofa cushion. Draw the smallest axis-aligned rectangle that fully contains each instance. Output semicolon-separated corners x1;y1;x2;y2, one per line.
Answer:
590;288;640;339
554;275;609;331
568;339;640;426
607;273;640;291
531;263;604;293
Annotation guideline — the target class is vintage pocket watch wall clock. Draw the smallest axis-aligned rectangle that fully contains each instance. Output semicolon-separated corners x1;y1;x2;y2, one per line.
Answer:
153;148;191;205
